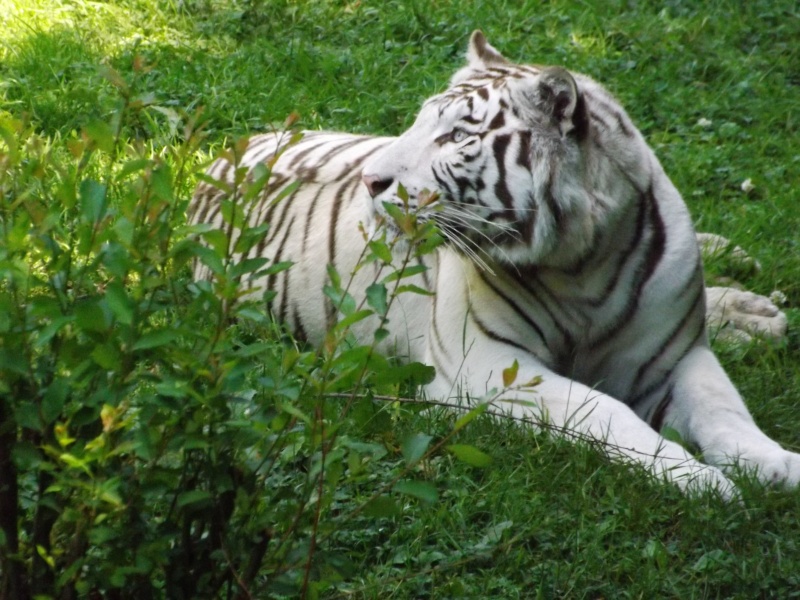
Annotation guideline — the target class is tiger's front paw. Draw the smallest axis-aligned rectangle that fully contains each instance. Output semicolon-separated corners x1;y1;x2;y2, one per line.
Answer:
649;443;739;501
656;459;739;500
747;448;800;487
677;464;739;501
705;286;788;343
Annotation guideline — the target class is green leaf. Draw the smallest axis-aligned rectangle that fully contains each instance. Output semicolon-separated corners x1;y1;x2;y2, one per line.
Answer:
196;172;232;195
15;402;42;432
334;308;374;331
692;549;727;573
116;157;151;181
79;179;108;223
231;257;270;278
363;495;401;518
382;264;428;283
36;544;56;569
280;402;312;426
234;224;270;254
644;539;669;571
91;342;121;370
150;163;173;201
192;245;225;276
401;432;433;466
42;378;69;424
12;441;42;470
132;329;179;350
259;260;294;276
154;379;190;399
394;479;438;503
396;183;409;204
102;238;131;274
177;490;213;509
201;228;229;255
74;299;110;333
32;315;74;349
220;198;244;228
105;281;134;325
368;239;393;264
323;284;357;316
446;444;492;468
271;180;302;205
382;201;406;223
84;119;115;153
242;163;272;202
660;425;686;446
365;283;388;315
502;359;519;388
325;263;342;290
60;453;91;475
478;520;514;547
235;306;270;324
452;402;489;433
341;439;388;461
396;283;434;297
372;361;435;386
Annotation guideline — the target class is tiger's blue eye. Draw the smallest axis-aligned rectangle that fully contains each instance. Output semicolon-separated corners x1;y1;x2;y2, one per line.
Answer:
450;128;469;143
435;128;470;145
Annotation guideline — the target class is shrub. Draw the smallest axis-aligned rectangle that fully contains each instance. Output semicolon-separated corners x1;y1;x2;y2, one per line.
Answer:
0;62;492;599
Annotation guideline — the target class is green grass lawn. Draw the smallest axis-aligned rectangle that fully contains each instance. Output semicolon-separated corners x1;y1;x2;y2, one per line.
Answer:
2;0;800;598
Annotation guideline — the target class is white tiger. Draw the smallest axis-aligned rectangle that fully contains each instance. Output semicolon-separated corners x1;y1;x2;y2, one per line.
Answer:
190;31;798;498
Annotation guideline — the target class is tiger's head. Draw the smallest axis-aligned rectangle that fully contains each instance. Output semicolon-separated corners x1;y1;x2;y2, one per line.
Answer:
362;31;649;270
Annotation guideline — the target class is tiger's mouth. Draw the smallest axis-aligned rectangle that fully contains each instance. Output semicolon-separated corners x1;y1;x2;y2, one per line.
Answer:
371;193;522;273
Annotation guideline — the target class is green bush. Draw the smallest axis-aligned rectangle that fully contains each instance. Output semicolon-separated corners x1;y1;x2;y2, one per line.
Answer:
0;63;489;598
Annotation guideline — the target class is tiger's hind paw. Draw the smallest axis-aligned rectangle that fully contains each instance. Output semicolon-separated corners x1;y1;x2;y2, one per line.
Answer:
705;286;788;343
696;232;761;273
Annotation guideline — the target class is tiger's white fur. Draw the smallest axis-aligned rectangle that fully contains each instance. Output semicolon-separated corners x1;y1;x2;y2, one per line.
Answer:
190;32;799;498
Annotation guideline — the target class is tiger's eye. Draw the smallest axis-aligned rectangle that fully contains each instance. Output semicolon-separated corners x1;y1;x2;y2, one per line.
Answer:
451;129;468;143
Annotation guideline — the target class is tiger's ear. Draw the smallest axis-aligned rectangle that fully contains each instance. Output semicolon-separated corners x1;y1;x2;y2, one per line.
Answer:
467;30;509;68
533;67;586;138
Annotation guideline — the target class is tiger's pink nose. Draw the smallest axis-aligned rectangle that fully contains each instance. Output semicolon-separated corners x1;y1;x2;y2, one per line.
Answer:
362;174;393;198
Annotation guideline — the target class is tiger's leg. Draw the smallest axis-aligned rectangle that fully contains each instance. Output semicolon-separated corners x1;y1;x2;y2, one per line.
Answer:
429;363;737;498
665;344;800;485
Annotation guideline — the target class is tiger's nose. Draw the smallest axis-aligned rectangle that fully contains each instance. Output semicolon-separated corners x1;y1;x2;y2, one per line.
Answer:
362;174;393;198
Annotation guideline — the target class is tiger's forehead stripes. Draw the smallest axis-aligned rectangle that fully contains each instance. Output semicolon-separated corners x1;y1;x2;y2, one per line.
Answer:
431;82;516;121
431;65;552;127
431;88;491;121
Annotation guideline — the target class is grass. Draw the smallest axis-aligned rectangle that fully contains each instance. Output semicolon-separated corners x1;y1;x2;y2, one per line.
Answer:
2;0;800;597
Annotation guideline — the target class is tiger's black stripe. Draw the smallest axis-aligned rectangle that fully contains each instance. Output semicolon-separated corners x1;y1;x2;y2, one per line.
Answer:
491;133;515;209
469;303;531;356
